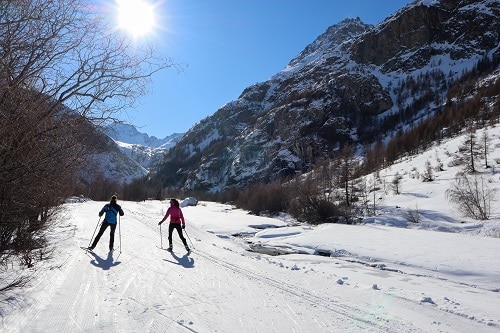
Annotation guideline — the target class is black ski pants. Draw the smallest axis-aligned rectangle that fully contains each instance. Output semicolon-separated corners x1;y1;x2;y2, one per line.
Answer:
168;223;187;247
91;221;117;250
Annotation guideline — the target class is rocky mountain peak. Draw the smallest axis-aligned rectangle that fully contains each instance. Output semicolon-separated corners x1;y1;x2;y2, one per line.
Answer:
285;17;372;73
151;0;499;192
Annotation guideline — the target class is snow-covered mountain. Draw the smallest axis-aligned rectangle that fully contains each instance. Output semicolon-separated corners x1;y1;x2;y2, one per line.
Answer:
150;0;500;192
81;132;149;185
75;123;183;185
104;123;181;148
104;123;184;170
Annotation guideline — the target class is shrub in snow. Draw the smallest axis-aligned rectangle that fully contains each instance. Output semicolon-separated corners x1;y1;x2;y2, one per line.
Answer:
446;173;496;220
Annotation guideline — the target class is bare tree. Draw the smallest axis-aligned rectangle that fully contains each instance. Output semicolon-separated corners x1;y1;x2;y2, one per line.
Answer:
0;0;173;292
1;0;173;120
333;145;357;206
454;122;481;173
314;157;335;202
421;160;434;182
390;172;403;195
479;128;491;168
446;172;496;220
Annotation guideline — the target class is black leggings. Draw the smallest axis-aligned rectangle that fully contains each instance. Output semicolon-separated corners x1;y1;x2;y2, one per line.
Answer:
91;221;117;249
168;224;187;246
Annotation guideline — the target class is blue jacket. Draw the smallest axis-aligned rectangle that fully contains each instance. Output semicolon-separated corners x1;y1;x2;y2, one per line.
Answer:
99;203;124;224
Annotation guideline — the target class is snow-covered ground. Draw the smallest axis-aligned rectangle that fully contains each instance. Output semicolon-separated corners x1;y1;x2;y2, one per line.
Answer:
0;198;498;333
1;125;500;332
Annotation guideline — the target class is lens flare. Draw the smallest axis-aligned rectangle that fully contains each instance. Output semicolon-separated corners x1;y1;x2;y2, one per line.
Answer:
116;0;156;37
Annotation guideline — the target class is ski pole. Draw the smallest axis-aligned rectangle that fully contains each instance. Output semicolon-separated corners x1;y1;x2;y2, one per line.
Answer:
159;223;163;248
118;215;122;253
88;217;102;248
184;228;194;250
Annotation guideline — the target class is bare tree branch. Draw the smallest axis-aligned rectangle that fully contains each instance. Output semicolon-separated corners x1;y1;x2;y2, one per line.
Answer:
0;0;176;295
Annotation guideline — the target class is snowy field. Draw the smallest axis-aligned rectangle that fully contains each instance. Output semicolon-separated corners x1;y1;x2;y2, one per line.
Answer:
1;126;500;332
0;197;498;333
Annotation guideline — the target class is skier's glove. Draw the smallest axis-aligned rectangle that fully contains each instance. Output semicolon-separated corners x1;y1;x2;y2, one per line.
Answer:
158;221;163;225
99;212;103;217
182;224;185;229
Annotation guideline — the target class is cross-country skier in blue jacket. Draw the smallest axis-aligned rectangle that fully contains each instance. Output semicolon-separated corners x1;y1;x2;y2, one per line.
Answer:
88;195;124;252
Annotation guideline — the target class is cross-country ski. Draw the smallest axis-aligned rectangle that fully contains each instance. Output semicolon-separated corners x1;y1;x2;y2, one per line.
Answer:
157;245;191;255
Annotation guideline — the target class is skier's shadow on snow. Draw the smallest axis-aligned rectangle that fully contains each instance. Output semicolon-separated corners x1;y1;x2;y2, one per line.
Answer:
163;252;194;268
88;251;121;270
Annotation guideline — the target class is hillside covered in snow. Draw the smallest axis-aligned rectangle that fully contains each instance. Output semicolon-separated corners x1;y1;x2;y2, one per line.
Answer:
1;124;500;332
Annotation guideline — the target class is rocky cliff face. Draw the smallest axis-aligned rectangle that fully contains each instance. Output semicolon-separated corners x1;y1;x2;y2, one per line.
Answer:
350;0;499;71
152;0;499;192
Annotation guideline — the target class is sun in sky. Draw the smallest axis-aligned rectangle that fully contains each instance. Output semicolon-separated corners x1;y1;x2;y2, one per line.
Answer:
115;0;157;38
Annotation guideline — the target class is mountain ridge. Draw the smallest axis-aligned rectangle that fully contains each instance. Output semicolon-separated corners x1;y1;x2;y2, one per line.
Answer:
103;122;184;170
104;122;183;148
148;0;499;192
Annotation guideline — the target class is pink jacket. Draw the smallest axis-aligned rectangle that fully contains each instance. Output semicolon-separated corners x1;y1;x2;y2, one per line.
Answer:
161;206;185;225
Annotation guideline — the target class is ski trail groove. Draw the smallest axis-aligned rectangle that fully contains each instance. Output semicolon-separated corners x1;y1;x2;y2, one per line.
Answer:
192;248;412;332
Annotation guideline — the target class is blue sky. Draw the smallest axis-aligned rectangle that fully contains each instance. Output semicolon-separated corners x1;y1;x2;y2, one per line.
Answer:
117;0;412;138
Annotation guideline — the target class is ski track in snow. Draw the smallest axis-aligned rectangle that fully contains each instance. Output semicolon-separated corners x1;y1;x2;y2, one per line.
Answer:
1;200;499;333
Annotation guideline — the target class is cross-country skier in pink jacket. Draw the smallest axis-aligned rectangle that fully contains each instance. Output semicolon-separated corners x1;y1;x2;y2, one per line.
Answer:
158;198;190;252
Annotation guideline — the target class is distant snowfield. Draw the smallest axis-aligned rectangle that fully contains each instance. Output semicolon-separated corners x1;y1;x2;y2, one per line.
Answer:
1;197;499;333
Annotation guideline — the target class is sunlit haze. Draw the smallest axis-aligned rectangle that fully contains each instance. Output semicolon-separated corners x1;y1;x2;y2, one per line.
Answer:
115;0;156;37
